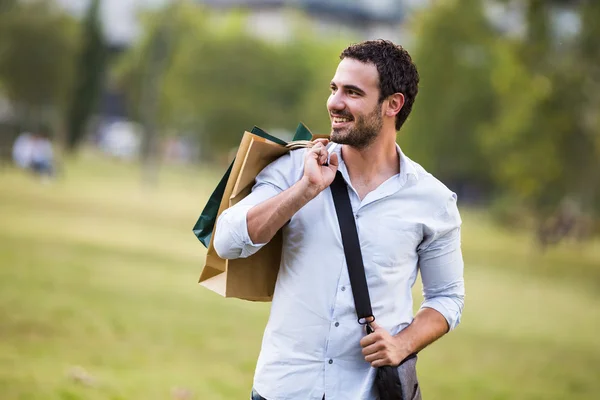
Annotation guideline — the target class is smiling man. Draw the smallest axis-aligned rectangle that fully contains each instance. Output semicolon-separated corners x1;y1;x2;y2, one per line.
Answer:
214;40;465;400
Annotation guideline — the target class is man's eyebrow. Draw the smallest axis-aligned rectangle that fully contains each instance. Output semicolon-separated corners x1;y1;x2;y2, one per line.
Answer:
344;85;366;95
330;82;366;95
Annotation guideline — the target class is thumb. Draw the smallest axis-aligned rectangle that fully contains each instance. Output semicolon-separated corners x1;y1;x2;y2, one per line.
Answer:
369;319;381;331
329;152;339;169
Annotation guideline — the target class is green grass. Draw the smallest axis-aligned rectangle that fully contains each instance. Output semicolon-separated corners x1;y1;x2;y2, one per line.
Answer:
1;152;599;399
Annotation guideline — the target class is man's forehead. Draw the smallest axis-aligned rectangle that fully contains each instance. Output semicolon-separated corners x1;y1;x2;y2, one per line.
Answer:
332;58;379;88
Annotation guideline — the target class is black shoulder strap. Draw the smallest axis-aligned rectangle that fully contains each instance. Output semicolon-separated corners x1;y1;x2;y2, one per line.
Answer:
330;171;374;329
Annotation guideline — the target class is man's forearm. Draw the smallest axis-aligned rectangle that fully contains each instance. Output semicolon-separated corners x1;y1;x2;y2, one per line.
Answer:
393;307;449;359
247;177;320;244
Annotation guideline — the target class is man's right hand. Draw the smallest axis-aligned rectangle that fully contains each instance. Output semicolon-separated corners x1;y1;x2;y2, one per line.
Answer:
302;139;339;194
244;139;339;245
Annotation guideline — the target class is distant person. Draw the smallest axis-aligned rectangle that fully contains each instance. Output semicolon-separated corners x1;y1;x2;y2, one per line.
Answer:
214;40;465;399
12;131;33;169
12;130;55;178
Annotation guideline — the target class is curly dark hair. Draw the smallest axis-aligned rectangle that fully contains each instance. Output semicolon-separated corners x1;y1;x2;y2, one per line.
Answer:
340;40;419;131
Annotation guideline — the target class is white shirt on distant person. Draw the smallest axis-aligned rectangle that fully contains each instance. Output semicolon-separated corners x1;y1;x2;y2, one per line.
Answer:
12;132;54;169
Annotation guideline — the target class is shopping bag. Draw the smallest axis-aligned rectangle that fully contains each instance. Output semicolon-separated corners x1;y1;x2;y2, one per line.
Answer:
194;123;324;301
192;123;312;247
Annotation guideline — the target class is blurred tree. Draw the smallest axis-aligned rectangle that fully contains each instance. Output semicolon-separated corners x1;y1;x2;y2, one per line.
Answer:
115;5;341;160
138;1;180;186
288;26;350;137
479;39;555;219
405;0;598;242
0;0;17;12
482;0;600;242
402;0;497;199
65;0;108;152
0;0;79;131
577;0;600;216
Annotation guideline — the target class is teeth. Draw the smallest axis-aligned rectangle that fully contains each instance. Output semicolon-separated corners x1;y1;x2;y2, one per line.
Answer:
333;117;350;123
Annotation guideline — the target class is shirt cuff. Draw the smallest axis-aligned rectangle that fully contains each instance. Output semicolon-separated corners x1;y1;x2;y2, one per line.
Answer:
217;203;268;259
420;295;464;331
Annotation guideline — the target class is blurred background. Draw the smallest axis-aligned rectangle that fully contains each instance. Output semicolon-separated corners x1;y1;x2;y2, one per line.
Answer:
0;0;599;399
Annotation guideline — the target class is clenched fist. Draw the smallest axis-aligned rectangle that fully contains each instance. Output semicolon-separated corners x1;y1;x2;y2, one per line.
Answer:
360;321;409;368
302;139;339;193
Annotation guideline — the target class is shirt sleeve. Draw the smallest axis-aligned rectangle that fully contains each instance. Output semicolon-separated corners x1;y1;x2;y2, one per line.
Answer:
213;150;301;260
417;193;465;331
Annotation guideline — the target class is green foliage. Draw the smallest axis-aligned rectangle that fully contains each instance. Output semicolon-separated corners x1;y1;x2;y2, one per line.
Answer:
0;0;79;127
65;0;108;152
115;4;345;153
0;0;17;12
402;0;497;190
482;1;600;221
406;0;600;234
480;40;556;210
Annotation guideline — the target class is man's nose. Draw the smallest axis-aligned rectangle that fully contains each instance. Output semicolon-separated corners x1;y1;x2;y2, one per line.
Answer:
327;92;345;112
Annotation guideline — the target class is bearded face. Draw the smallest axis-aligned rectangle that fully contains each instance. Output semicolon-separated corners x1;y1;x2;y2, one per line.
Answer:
330;102;383;150
327;58;385;150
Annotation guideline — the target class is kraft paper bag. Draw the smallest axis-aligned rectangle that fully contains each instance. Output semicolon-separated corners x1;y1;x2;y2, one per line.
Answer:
193;126;290;248
193;123;314;247
195;123;325;301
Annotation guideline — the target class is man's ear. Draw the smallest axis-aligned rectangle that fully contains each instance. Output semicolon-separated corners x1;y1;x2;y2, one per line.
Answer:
385;93;405;117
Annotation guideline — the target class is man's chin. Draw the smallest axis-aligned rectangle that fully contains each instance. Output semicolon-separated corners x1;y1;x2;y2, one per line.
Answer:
330;129;347;143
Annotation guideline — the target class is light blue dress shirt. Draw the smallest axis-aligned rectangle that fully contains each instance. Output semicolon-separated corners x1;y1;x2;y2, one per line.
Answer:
214;144;465;400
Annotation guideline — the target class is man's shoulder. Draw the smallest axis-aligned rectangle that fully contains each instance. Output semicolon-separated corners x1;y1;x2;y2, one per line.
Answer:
256;148;306;188
404;155;457;207
265;147;306;171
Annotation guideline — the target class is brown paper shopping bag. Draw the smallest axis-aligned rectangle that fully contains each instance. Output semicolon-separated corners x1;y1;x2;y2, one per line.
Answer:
198;132;294;301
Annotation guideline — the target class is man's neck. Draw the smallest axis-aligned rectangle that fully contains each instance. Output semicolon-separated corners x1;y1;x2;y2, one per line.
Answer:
341;133;400;199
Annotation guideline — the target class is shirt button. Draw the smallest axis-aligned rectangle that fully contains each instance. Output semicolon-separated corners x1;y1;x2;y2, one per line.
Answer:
328;359;333;364
341;286;346;291
335;322;340;327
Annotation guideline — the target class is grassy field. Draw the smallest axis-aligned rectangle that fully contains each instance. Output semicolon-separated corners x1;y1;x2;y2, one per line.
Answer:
1;153;599;400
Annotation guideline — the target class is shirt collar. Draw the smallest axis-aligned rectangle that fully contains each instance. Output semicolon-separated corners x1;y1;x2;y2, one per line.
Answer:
328;142;419;185
396;144;419;183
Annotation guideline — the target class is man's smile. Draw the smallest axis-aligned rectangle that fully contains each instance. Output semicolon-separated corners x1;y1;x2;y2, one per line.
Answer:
331;113;354;128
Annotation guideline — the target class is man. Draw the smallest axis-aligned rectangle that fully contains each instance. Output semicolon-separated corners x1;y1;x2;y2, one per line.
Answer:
214;40;464;400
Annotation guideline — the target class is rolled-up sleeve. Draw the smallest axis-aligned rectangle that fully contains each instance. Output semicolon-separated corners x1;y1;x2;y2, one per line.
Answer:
214;185;278;259
213;150;300;260
417;193;465;330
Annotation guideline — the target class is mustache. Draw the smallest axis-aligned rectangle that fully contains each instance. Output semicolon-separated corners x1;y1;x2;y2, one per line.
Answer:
330;111;353;119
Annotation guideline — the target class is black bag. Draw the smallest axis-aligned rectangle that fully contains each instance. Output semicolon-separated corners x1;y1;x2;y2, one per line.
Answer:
330;171;422;400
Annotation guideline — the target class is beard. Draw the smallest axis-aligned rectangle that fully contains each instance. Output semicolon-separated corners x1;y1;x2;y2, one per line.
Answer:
330;103;383;150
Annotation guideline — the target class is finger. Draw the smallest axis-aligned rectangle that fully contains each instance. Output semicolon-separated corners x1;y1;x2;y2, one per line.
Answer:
312;138;329;146
329;152;339;169
318;149;329;165
360;334;377;348
364;351;385;364
361;342;383;357
369;320;381;331
308;144;323;159
371;358;393;368
310;142;324;153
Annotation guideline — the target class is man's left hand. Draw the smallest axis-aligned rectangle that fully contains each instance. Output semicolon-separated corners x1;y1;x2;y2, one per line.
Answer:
359;321;409;367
